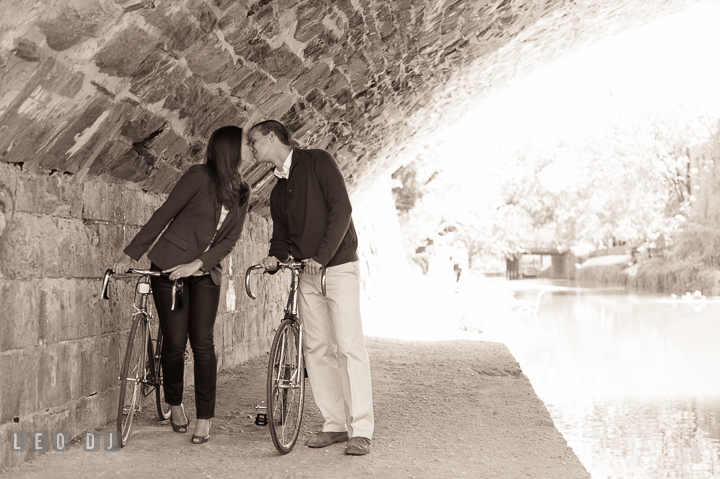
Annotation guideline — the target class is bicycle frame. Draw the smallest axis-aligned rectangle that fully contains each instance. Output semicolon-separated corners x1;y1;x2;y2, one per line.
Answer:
245;261;326;453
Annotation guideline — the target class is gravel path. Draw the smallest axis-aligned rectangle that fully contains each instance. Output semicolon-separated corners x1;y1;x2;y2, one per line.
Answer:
2;336;590;478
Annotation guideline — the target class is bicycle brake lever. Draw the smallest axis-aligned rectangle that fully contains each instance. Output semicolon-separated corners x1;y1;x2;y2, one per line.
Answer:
171;280;183;310
101;269;113;300
321;267;327;297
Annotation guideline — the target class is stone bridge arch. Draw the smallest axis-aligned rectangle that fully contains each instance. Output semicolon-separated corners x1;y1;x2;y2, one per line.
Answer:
0;0;704;468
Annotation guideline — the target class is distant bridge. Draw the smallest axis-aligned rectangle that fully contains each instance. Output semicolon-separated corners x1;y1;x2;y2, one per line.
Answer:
506;248;576;280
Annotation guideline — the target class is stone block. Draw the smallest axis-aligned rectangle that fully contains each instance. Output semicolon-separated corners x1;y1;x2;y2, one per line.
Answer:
80;335;119;397
335;0;355;17
140;164;184;195
119;108;167;144
305;88;328;112
194;2;218;33
37;341;82;410
187;99;248;139
0;349;38;423
323;69;350;97
178;80;217;122
260;94;295;121
243;307;259;341
149;129;189;169
74;389;116;433
130;53;186;104
0;280;40;351
13;38;42;62
39;9;105;52
100;334;121;392
230;69;275;104
0;61;82;165
0;212;54;278
40;97;116;172
221;345;245;370
294;2;327;42
94;26;156;77
293;62;331;96
0;212;118;278
213;0;238;11
222;14;258;49
14;170;83;218
250;43;304;81
93;147;156;185
82;179;164;226
38;278;117;344
346;53;371;92
184;37;236;84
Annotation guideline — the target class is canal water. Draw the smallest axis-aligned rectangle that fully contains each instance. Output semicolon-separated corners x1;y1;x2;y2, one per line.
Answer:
503;281;720;479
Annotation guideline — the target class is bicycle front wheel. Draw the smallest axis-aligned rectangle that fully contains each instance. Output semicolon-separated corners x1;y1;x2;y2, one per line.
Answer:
267;319;305;454
117;316;147;447
154;329;171;420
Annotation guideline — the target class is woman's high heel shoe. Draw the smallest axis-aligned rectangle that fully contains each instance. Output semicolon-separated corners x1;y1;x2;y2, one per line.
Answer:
191;420;210;444
170;404;190;433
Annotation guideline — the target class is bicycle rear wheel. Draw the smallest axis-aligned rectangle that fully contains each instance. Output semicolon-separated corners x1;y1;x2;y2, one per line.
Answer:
117;315;147;447
154;330;170;420
267;319;305;454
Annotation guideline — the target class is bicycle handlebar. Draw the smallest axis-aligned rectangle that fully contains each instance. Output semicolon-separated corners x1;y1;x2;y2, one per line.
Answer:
245;261;326;299
101;268;183;310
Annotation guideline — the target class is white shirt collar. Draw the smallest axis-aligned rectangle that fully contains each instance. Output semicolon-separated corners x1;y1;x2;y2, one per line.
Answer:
273;150;293;179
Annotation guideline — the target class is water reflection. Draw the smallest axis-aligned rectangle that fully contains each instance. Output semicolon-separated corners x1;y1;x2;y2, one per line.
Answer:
505;284;720;479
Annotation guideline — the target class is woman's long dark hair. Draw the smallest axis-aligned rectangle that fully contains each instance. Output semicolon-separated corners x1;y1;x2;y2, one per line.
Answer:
205;126;251;208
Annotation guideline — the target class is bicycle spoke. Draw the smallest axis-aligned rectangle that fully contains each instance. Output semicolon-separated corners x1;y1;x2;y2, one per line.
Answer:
267;320;305;454
117;316;147;447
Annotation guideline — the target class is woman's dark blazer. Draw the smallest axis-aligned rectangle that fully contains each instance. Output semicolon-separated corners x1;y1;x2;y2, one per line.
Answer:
124;164;248;285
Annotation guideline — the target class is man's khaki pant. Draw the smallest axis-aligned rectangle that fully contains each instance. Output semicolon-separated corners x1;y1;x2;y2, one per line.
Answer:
298;261;374;439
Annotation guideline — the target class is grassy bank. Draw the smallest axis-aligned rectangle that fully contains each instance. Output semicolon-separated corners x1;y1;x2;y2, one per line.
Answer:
576;257;720;296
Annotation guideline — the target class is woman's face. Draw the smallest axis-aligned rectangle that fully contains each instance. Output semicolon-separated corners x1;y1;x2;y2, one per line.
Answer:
240;130;255;171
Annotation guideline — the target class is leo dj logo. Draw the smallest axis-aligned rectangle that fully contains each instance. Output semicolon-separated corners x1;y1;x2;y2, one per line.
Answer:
9;431;120;452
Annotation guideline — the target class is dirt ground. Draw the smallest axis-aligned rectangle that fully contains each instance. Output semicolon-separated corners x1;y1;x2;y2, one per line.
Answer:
2;336;590;479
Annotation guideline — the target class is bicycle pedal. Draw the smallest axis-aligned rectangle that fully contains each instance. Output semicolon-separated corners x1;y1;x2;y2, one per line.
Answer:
255;402;268;426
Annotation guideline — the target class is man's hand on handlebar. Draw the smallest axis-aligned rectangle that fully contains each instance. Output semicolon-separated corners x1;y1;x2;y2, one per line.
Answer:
303;258;323;275
260;256;279;271
112;253;133;274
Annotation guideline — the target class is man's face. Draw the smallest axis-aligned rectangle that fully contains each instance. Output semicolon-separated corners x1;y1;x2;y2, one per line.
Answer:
247;129;271;163
240;130;255;170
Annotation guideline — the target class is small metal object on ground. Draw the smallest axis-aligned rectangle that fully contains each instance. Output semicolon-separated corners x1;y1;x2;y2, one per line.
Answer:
255;401;268;426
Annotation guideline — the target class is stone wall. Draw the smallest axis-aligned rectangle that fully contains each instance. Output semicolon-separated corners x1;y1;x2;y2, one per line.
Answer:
0;162;285;468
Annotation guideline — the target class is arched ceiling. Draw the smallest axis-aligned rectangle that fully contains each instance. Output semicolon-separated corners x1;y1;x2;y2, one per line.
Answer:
0;0;704;213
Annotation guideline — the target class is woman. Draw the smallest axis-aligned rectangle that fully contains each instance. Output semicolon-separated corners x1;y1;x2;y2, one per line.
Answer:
113;125;253;444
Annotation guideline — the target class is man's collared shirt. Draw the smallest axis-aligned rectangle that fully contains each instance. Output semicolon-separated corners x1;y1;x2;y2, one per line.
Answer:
273;150;294;179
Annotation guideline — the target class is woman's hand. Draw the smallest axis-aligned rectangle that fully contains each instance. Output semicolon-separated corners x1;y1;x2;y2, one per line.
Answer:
164;259;204;281
112;253;134;274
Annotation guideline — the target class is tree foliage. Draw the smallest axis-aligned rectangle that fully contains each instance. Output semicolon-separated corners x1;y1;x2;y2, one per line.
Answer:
391;113;720;271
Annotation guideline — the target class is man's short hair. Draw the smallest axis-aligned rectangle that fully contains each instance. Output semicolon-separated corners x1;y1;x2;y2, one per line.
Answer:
250;120;291;146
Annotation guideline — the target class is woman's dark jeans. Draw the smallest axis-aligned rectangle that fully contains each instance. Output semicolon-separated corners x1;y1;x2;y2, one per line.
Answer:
151;264;220;419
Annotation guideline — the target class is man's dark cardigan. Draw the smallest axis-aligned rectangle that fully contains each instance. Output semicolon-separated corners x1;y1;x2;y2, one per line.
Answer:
268;147;358;267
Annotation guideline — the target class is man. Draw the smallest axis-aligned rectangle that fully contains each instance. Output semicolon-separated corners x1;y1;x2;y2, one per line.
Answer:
248;120;374;455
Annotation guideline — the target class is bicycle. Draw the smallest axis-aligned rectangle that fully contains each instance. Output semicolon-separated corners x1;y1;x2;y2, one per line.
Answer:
245;261;326;454
101;268;183;447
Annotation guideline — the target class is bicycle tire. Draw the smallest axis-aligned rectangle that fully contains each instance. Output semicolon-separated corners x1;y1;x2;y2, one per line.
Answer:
117;315;147;447
153;329;171;420
267;319;305;454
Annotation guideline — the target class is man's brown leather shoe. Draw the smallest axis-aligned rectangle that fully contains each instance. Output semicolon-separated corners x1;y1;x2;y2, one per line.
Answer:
306;431;349;448
345;436;371;455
